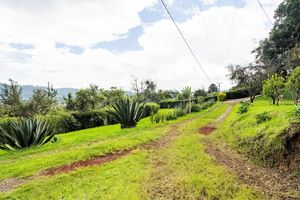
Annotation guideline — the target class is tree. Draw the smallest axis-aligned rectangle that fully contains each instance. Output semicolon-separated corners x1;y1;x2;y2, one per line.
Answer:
29;89;51;115
100;87;125;106
144;79;159;102
263;74;285;105
64;93;76;111
130;76;145;99
254;0;300;74
46;82;57;107
74;89;93;111
286;66;300;105
227;64;266;103
0;79;22;116
194;88;207;98
208;84;218;93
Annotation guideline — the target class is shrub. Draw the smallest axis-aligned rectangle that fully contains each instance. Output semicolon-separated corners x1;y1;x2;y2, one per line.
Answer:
200;100;215;110
165;112;178;121
150;113;165;124
0;117;20;131
218;92;226;101
72;110;105;130
197;96;205;104
191;104;202;112
290;106;300;120
225;89;249;100
107;98;145;129
37;110;79;134
144;102;160;117
237;101;250;115
0;118;55;150
256;112;272;124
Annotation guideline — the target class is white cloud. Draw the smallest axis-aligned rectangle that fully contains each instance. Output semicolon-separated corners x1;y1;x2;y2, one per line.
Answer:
0;0;283;91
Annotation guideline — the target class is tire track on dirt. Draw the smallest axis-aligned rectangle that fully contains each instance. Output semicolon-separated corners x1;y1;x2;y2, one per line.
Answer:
0;105;221;193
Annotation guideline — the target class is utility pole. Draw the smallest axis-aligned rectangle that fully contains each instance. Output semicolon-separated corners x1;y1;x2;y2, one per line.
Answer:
217;83;221;92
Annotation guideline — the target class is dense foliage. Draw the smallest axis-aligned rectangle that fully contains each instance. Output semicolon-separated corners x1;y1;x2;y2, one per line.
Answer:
263;74;285;105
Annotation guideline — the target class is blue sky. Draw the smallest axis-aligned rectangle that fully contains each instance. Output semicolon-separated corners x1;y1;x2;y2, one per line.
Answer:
0;0;282;90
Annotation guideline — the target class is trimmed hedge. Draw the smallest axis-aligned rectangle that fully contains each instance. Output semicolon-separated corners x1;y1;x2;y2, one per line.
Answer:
225;89;249;100
159;96;217;108
143;102;160;117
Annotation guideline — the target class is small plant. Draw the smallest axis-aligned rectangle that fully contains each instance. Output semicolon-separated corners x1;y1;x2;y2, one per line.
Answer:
201;100;215;110
150;113;165;124
191;104;202;112
165;112;178;121
0;118;55;150
218;92;226;101
237;101;250;115
255;112;272;124
290;106;300;120
108;98;145;129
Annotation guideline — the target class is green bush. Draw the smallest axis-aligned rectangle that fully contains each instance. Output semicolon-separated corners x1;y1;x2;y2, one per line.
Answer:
0;118;55;150
200;100;215;110
107;98;145;129
150;113;165;124
225;89;249;100
72;110;106;130
218;92;227;101
197;96;205;104
191;104;202;112
37;110;79;134
290;107;300;120
159;96;218;108
255;112;272;124
0;117;20;131
144;102;160;117
165;112;178;121
237;101;250;115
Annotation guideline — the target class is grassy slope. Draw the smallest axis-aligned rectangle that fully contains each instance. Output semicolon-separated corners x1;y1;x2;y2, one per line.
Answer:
1;103;263;200
0;106;216;181
213;97;295;165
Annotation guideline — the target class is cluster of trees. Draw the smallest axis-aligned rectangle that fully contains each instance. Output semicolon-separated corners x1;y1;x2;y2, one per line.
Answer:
227;0;299;103
263;67;300;105
0;80;57;117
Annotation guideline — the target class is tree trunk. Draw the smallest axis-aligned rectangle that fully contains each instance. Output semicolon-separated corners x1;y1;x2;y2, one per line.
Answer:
276;98;279;106
272;98;276;105
250;95;255;103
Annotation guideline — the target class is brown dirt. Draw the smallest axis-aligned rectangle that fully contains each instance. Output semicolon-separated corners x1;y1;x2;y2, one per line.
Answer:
204;141;300;200
41;149;133;176
199;126;217;135
0;178;27;193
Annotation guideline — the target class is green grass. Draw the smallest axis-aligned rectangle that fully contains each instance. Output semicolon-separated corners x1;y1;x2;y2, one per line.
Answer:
213;97;296;165
1;103;263;200
0;105;219;181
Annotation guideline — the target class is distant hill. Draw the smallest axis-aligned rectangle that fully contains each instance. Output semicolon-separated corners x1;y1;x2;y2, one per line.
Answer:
0;83;78;101
0;83;134;101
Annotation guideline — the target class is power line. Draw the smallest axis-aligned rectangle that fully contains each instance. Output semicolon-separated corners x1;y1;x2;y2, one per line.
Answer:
160;0;213;84
256;0;274;25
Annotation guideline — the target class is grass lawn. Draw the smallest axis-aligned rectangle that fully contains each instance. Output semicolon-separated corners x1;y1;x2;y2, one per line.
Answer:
0;104;217;181
1;102;263;200
213;97;297;165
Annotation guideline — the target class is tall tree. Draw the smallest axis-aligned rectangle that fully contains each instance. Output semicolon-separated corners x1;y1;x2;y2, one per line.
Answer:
0;79;22;116
286;66;300;105
29;89;51;115
227;64;266;103
64;93;76;111
208;84;218;93
194;88;207;98
254;0;300;74
263;74;285;105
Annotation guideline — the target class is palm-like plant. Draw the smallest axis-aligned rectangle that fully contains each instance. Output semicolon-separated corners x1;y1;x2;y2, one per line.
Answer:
108;98;145;129
0;118;55;150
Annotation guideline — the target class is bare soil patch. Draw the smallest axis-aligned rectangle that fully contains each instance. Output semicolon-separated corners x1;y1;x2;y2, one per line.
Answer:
204;141;300;200
199;126;216;135
0;178;27;193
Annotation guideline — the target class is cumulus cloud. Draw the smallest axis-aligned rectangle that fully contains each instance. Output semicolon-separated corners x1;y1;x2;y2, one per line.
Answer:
0;0;283;91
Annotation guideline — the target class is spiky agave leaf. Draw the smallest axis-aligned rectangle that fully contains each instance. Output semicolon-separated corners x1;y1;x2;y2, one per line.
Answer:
0;118;55;150
107;98;145;129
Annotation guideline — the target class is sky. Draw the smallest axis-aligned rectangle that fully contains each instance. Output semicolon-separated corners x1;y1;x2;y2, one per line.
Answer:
0;0;283;91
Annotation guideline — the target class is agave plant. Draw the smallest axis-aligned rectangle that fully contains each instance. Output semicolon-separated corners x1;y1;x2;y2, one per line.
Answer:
0;118;55;150
108;98;145;129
